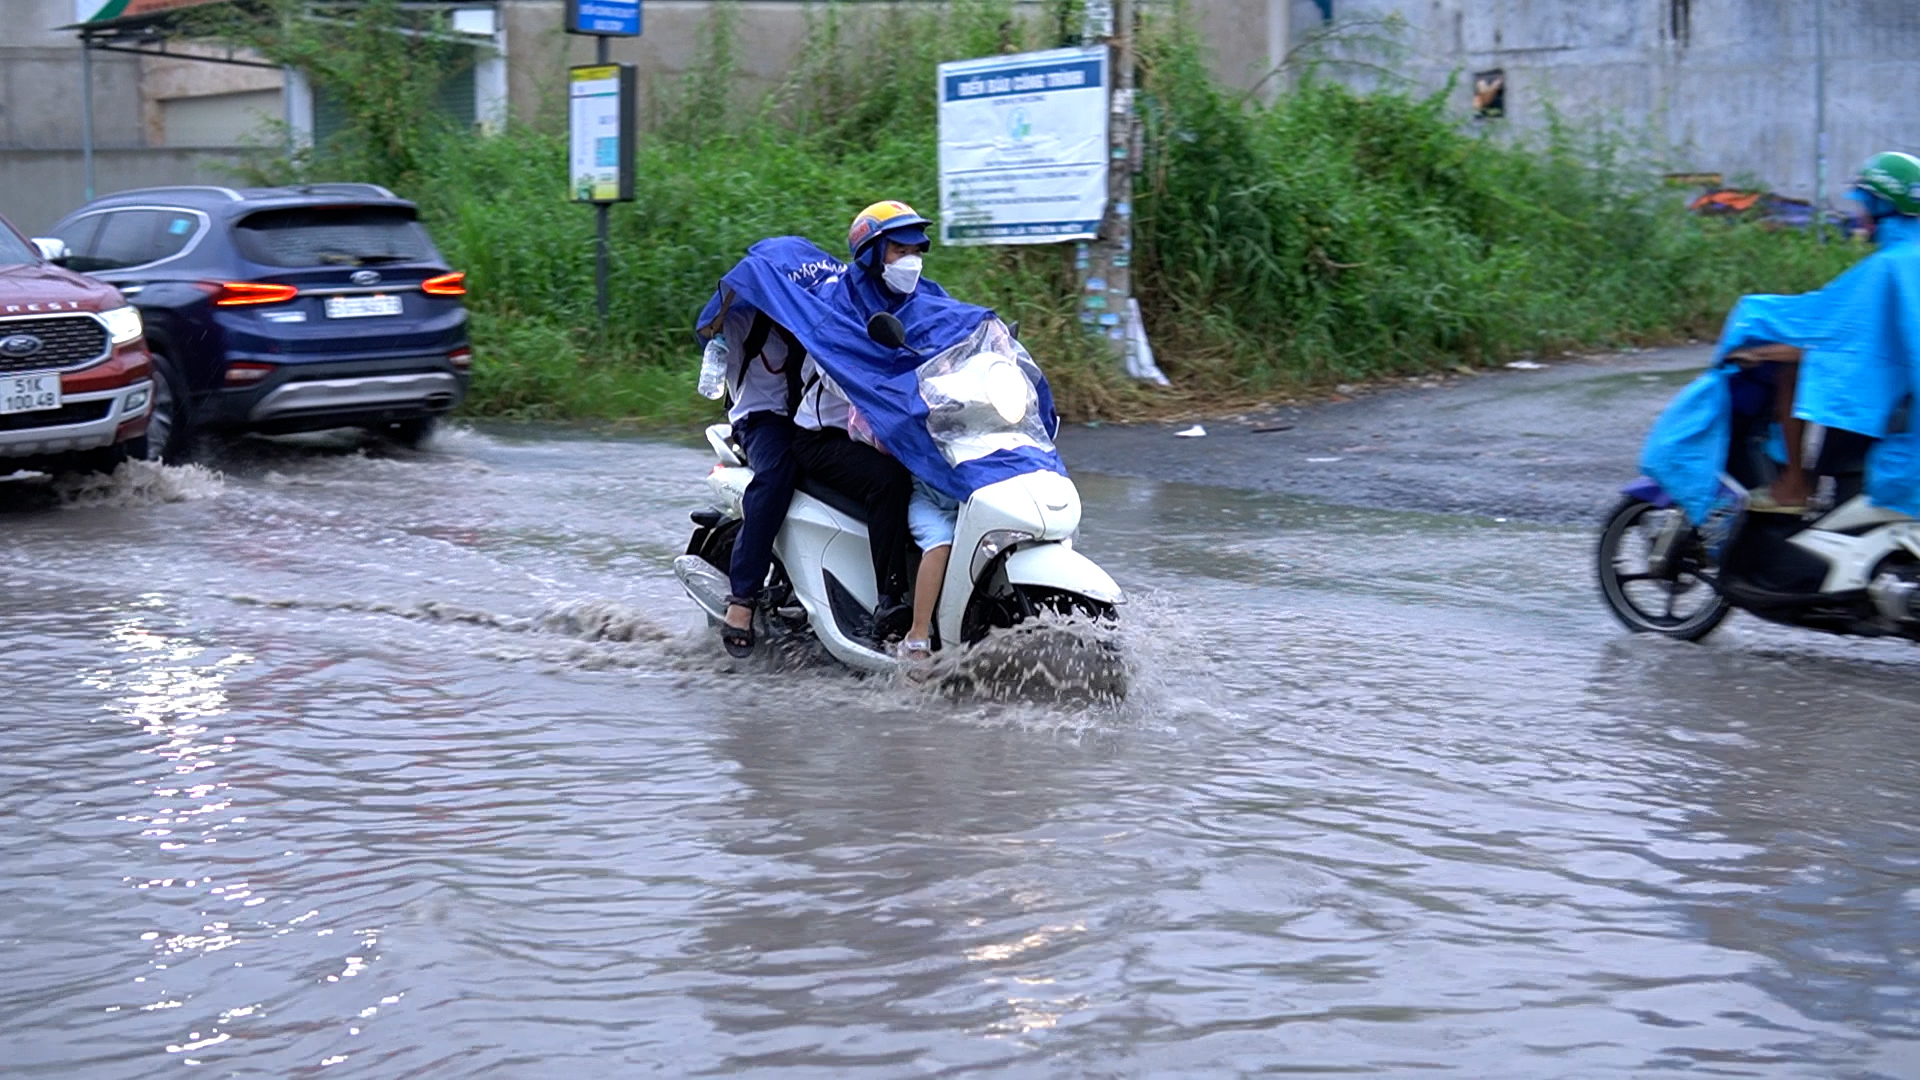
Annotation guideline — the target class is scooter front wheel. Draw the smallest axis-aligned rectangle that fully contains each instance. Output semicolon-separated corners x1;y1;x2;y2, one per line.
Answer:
1596;497;1732;641
961;584;1117;645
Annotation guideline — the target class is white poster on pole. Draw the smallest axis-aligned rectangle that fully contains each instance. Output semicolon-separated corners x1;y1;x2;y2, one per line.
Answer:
938;46;1109;245
568;65;633;203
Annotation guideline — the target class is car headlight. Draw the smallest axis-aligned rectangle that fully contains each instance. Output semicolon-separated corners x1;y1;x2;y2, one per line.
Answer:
100;306;143;346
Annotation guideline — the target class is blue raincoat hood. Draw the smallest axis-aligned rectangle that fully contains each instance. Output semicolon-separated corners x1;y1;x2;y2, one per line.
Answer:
697;236;1065;501
1641;219;1920;520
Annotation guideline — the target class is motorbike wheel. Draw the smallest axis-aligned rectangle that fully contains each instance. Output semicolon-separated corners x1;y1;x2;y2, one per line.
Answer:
961;583;1117;645
953;584;1126;702
1596;496;1732;641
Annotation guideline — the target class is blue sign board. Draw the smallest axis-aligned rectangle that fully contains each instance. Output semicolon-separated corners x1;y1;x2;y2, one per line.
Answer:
567;0;640;36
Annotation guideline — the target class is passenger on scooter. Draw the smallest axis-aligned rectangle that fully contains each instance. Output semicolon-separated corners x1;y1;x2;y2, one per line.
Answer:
716;307;806;657
789;201;936;640
899;478;961;667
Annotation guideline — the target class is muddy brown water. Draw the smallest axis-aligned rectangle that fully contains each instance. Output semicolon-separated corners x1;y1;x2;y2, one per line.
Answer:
3;426;1917;1078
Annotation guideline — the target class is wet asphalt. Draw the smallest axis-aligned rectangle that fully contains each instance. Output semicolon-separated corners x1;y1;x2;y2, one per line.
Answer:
12;343;1920;1077
1058;346;1712;525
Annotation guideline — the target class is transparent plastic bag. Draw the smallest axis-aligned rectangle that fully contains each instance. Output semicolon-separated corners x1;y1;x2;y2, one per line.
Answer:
917;319;1052;466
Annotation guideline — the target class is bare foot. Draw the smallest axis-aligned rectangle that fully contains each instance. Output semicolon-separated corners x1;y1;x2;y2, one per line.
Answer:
725;603;753;630
1769;471;1810;508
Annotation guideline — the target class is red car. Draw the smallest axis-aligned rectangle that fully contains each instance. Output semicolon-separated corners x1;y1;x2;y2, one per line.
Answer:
0;212;154;475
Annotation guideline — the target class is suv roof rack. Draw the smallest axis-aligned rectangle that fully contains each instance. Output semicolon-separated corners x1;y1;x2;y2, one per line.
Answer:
280;183;399;200
107;184;244;202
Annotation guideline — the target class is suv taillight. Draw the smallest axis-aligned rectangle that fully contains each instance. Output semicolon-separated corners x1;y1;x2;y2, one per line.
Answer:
447;347;474;371
422;271;466;296
213;282;298;306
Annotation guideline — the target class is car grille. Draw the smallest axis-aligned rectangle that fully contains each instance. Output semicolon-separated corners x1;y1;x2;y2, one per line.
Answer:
0;316;109;374
0;400;111;431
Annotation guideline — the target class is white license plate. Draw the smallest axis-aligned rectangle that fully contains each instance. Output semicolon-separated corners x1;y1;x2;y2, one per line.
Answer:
324;294;403;319
0;373;61;415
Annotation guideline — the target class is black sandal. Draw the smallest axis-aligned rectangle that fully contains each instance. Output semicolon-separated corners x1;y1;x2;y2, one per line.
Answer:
721;595;756;658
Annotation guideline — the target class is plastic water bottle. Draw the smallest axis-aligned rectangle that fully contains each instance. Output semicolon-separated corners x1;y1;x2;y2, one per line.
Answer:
697;333;728;400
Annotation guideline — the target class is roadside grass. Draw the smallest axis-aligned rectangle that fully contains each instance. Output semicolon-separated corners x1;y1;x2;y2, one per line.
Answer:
370;1;1865;425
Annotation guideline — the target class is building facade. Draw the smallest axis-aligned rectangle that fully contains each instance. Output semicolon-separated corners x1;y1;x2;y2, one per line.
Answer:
1324;0;1920;205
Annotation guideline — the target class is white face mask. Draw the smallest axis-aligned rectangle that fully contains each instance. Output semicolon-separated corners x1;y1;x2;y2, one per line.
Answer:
881;254;923;295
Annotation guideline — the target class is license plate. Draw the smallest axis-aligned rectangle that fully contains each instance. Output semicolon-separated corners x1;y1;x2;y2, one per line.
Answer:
324;294;403;319
0;373;60;415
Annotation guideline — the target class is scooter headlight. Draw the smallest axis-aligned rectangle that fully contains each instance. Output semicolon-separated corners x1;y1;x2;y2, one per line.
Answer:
970;528;1034;582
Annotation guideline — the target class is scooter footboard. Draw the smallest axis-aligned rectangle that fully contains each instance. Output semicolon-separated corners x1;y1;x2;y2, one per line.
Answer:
1002;544;1124;605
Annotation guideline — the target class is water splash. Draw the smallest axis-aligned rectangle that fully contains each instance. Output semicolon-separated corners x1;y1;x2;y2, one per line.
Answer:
921;611;1131;705
534;599;671;644
225;593;671;645
54;460;225;508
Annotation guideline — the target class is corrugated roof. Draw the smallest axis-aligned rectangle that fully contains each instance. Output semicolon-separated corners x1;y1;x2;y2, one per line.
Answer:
81;0;231;24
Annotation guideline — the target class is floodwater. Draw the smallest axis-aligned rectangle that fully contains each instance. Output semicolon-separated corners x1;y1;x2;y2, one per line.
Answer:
3;428;1917;1078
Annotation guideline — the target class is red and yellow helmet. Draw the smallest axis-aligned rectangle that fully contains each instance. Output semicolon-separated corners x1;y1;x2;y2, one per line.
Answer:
847;200;932;270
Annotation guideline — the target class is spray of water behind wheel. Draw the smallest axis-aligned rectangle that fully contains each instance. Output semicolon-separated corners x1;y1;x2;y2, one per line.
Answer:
918;608;1130;705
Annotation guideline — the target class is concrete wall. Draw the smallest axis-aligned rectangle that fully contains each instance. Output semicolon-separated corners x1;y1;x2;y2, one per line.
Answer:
497;0;1308;129
504;0;935;130
140;45;285;147
493;0;1914;200
1319;0;1920;200
2;0;280;150
0;148;253;235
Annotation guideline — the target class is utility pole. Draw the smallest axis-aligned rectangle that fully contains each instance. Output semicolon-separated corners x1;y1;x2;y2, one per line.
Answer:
564;0;640;330
595;33;611;326
1813;0;1829;242
80;34;95;202
1078;0;1156;379
1266;0;1291;105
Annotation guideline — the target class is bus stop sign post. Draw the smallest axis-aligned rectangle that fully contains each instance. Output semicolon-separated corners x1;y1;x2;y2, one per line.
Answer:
565;0;641;328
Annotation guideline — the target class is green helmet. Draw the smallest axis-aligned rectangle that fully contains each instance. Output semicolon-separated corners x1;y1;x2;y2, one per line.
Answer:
1854;151;1920;217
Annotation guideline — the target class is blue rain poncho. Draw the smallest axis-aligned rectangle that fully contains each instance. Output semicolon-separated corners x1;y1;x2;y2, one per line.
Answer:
1641;217;1920;521
696;237;1065;502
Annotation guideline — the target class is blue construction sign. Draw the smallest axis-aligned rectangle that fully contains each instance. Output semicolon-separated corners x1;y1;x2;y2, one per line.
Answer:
566;0;641;37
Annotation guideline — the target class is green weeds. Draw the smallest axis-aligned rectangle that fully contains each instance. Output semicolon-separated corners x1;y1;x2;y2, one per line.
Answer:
257;1;1865;423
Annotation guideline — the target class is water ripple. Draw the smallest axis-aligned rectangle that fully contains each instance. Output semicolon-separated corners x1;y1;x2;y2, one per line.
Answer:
1;434;1915;1077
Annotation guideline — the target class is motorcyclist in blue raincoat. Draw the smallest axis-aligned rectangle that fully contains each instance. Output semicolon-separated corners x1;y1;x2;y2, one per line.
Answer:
788;200;943;641
1642;151;1920;525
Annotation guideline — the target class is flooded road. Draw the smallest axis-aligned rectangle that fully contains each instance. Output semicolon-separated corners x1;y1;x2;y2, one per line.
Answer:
4;402;1919;1077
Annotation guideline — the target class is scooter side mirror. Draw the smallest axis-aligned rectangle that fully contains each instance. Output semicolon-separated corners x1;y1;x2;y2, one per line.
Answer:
866;311;907;350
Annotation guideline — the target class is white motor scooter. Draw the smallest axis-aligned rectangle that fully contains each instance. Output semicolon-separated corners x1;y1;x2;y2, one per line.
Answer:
673;315;1123;675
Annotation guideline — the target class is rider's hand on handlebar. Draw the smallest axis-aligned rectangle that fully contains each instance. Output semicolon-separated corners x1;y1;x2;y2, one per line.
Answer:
1728;343;1805;366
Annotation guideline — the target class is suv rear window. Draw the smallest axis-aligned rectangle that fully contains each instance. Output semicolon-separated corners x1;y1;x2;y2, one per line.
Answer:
234;205;434;268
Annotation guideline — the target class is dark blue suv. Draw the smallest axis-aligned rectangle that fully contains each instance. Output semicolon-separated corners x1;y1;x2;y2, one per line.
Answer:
49;183;470;457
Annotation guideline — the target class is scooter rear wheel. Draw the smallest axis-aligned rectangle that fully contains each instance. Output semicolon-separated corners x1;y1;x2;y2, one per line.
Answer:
1596;496;1732;641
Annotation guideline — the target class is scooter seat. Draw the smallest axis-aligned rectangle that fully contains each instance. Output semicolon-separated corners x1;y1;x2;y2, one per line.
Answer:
795;473;869;523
